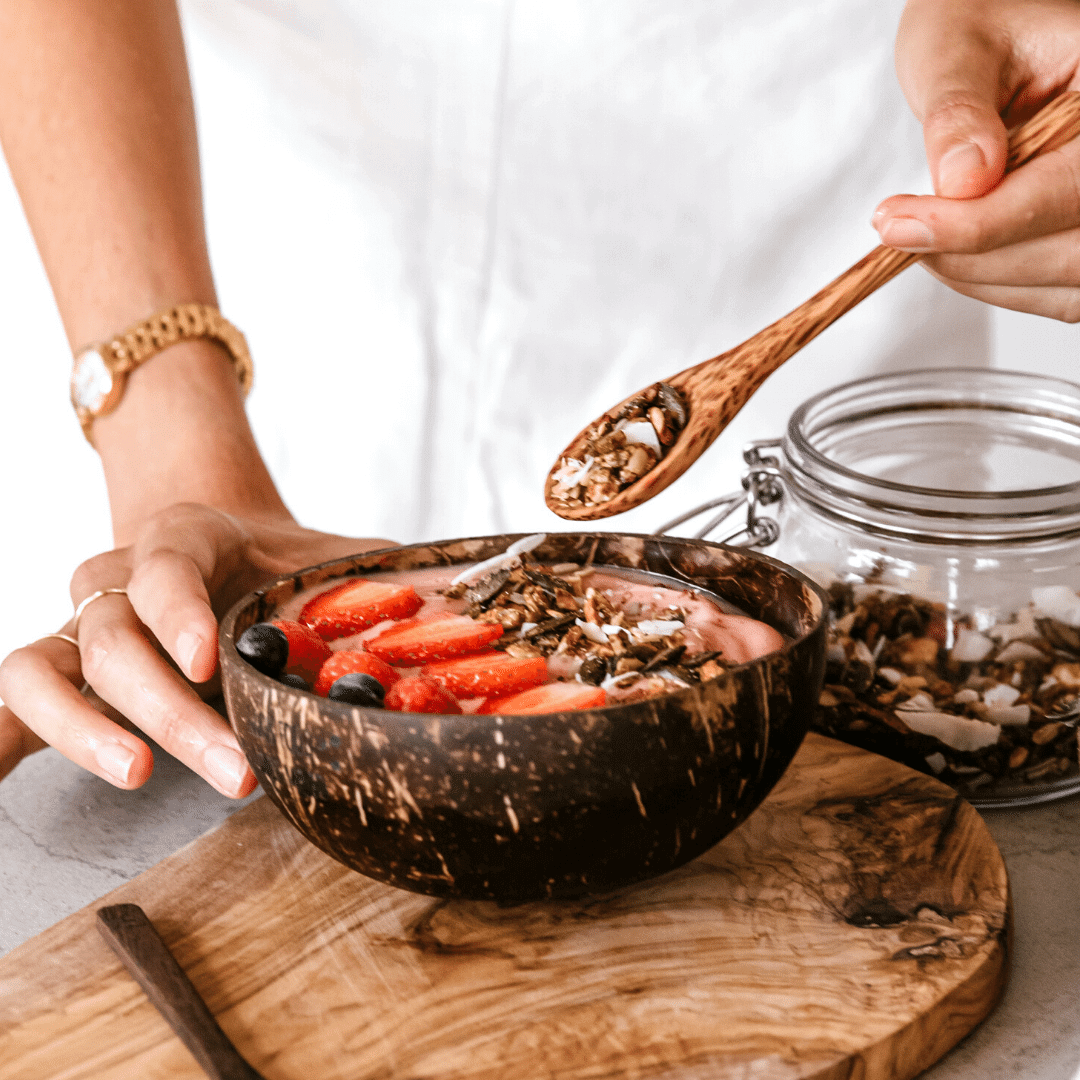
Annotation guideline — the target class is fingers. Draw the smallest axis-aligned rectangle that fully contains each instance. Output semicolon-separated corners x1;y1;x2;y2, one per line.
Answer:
127;547;218;683
920;263;1080;322
62;519;259;797
895;0;1011;198
74;589;256;797
0;637;153;787
0;705;47;781
920;226;1080;287
873;141;1080;254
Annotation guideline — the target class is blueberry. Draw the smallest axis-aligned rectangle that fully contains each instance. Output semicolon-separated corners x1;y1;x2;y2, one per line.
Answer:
236;623;289;677
328;672;386;707
279;673;311;692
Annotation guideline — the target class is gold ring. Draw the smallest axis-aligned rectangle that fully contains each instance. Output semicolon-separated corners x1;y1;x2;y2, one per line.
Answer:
73;588;129;635
39;633;80;649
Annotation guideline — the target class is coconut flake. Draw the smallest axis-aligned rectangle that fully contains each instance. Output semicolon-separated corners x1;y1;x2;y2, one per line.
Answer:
952;688;980;705
655;669;692;689
617;419;662;453
852;639;875;666
1033;585;1080;627
636;619;685;636
950;628;995;663
925;752;947;775
576;619;609;644
985;703;1031;726
994;641;1044;664
507;533;547;558
601;670;640;691
878;667;903;686
983;682;1021;708
901;711;1001;752
896;691;936;712
827;642;847;665
520;622;537;634
601;624;626;637
989;607;1039;643
449;533;548;587
552;457;594;487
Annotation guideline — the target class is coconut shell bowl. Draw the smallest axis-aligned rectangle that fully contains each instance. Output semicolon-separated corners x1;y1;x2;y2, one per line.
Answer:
219;533;827;905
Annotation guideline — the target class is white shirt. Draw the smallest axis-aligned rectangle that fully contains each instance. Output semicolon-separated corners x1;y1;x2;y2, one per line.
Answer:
181;0;990;544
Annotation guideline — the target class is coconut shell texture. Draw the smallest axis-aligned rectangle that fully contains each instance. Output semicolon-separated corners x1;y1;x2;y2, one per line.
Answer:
220;533;827;904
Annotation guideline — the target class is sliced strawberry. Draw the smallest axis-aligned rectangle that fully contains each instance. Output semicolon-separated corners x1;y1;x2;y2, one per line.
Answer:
365;614;503;666
299;578;423;640
271;619;332;680
421;652;548;698
314;650;401;697
478;681;607;715
384;674;462;714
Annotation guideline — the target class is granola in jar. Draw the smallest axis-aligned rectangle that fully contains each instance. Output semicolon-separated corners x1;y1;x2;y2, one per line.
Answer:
815;583;1080;803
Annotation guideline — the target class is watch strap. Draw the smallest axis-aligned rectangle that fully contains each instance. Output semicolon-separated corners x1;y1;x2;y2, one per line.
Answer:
72;302;253;444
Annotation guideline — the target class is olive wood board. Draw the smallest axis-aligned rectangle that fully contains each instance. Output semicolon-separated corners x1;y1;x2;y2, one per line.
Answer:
0;734;1010;1080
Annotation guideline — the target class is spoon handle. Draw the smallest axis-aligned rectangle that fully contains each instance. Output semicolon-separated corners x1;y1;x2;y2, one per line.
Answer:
97;904;264;1080
684;91;1080;421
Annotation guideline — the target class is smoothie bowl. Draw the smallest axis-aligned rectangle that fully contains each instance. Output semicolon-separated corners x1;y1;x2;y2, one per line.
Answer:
219;533;827;904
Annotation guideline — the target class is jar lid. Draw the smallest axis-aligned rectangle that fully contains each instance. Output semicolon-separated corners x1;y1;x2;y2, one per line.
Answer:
783;368;1080;544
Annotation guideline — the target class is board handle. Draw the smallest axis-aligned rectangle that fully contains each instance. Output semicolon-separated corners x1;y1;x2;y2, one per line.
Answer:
96;904;264;1080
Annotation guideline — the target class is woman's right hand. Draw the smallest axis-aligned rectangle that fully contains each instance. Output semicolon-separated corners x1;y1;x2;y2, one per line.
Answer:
0;502;394;796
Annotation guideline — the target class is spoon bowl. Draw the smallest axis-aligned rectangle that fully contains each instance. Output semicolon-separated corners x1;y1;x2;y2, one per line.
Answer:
546;92;1080;522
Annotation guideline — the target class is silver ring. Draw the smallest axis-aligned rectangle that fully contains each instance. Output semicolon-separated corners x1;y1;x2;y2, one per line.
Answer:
73;588;128;635
39;632;80;650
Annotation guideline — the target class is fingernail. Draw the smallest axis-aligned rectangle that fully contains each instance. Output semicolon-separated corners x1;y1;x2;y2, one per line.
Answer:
205;744;249;796
176;630;204;679
938;142;986;197
878;216;935;251
97;743;136;786
870;206;886;224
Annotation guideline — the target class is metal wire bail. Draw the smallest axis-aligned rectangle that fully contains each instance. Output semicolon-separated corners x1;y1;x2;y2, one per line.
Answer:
654;438;784;547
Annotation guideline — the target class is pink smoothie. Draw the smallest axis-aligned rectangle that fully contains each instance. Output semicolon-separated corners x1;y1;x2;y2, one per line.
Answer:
276;564;783;672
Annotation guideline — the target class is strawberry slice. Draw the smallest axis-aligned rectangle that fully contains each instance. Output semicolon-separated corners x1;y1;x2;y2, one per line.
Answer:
421;652;548;698
384;674;462;714
365;614;503;666
299;578;423;640
271;619;332;680
314;650;401;697
478;681;607;715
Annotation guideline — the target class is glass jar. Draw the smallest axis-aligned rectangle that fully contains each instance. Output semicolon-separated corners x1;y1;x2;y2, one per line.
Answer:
661;368;1080;808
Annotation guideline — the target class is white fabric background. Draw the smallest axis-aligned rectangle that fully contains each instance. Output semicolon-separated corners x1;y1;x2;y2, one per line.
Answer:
0;0;1075;681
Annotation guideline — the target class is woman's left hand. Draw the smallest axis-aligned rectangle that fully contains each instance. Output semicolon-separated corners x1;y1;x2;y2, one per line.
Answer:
878;0;1080;321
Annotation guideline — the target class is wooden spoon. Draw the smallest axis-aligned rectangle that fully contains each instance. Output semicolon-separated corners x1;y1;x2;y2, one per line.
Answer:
97;904;265;1080
545;91;1080;521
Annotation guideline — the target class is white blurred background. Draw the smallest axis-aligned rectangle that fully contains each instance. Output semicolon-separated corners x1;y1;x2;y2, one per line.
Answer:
0;8;1074;686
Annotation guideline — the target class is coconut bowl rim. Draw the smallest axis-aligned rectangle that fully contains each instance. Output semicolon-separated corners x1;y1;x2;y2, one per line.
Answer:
219;530;829;722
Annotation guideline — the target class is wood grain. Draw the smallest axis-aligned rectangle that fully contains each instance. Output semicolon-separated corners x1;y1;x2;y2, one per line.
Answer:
0;735;1009;1080
546;91;1080;520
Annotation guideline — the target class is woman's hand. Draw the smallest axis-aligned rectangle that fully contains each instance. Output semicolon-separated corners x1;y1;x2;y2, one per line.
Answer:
877;0;1080;321
0;503;393;796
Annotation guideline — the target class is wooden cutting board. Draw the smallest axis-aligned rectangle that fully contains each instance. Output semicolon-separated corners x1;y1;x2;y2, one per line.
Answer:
0;734;1009;1080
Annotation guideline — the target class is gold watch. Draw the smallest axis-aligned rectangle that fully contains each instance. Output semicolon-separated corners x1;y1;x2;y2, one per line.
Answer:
69;302;253;445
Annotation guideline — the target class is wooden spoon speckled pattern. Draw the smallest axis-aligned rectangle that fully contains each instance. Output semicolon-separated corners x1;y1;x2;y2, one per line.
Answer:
546;92;1080;521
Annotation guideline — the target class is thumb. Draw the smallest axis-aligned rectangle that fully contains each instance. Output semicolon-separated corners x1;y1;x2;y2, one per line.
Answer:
923;91;1008;200
895;2;1010;199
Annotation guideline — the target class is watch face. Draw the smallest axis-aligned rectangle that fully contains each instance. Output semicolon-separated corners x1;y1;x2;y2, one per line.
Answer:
71;347;113;414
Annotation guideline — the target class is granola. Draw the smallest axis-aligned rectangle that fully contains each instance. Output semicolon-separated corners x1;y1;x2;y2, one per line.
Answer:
445;555;749;704
815;583;1080;799
548;382;687;510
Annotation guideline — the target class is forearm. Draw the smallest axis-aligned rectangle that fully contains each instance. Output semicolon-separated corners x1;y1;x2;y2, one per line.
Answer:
0;0;287;542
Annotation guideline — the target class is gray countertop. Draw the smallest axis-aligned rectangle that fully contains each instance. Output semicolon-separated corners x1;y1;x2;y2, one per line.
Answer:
1;743;1078;1079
